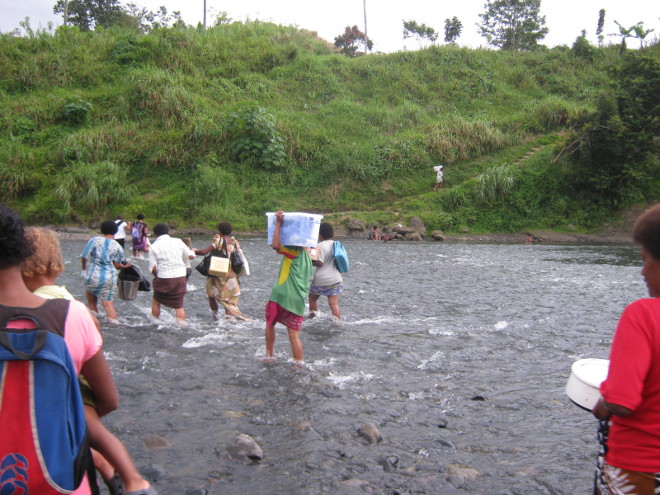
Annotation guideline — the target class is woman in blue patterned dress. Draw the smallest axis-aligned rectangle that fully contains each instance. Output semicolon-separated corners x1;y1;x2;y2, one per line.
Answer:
81;220;131;324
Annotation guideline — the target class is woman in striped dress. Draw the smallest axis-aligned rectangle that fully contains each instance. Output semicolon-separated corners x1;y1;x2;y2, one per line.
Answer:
81;220;131;324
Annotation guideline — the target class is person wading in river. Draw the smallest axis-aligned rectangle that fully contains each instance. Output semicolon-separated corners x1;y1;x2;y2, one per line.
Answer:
264;211;313;364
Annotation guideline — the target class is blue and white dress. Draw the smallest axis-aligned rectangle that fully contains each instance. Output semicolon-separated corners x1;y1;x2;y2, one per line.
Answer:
81;237;125;301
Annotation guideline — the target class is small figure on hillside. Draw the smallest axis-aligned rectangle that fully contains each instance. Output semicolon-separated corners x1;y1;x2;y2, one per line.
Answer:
433;165;444;191
369;225;381;241
526;234;533;244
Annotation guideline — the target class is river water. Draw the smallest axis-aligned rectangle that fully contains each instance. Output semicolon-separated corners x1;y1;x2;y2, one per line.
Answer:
57;238;643;495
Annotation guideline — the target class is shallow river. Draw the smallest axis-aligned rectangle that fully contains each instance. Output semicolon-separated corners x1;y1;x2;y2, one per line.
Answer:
57;238;643;495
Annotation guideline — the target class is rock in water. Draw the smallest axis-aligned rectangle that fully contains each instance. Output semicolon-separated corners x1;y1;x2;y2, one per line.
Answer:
141;434;171;450
357;423;383;444
227;434;264;462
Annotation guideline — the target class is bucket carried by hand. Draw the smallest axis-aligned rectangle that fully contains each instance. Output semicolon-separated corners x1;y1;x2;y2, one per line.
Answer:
117;279;139;300
117;265;150;300
565;358;609;412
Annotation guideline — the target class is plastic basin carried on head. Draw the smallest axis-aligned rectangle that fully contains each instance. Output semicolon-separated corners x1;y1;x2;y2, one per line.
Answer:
266;212;323;248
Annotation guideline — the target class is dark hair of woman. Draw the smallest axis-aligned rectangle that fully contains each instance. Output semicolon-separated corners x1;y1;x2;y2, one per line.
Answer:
101;220;119;235
0;204;35;270
319;222;334;239
633;204;660;260
153;223;169;237
217;222;232;236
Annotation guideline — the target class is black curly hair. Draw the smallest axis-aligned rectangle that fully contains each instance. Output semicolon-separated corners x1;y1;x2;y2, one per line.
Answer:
633;204;660;261
101;220;119;235
217;222;232;235
319;222;334;239
0;204;35;270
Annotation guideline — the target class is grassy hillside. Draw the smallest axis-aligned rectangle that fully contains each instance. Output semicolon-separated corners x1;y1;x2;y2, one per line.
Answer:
1;21;658;234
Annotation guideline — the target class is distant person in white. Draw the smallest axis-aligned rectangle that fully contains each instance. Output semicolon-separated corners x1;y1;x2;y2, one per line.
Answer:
113;215;130;249
433;165;444;191
148;223;195;323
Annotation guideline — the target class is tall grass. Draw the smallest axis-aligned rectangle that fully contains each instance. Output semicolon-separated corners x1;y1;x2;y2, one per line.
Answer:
476;165;516;204
54;161;136;216
425;118;513;165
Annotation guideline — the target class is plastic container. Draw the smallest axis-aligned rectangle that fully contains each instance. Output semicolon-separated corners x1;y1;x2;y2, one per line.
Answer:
266;212;323;248
565;358;609;411
117;279;139;300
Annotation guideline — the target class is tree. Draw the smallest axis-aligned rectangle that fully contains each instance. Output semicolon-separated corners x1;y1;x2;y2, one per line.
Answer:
478;0;548;51
631;21;655;48
596;9;605;47
53;0;124;30
572;30;595;61
555;52;659;206
444;16;463;44
402;20;438;48
334;25;373;57
610;20;636;53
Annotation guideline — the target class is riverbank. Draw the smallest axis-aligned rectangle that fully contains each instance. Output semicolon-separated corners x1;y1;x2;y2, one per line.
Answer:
53;225;634;245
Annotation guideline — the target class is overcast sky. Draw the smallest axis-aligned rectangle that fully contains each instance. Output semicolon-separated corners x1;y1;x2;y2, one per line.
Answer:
2;0;658;52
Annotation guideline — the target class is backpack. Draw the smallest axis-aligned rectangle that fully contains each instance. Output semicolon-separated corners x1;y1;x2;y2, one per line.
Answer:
131;221;143;241
0;300;96;494
333;240;349;273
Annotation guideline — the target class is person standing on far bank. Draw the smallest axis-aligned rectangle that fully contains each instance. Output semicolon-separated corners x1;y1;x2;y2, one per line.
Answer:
433;164;444;191
309;222;343;320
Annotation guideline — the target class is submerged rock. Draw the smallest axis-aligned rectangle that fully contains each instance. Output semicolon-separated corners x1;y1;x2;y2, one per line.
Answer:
141;463;166;481
378;455;399;472
446;464;480;488
357;423;383;444
227;433;264;462
141;434;171;450
185;489;208;495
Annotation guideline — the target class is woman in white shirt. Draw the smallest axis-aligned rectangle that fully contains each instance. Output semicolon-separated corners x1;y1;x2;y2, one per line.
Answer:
148;223;194;323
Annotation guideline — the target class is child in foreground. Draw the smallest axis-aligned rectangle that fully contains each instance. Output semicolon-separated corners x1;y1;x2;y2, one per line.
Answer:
21;227;156;495
264;211;313;364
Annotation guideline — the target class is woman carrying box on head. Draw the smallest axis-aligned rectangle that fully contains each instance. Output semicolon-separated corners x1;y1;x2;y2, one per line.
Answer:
264;211;314;364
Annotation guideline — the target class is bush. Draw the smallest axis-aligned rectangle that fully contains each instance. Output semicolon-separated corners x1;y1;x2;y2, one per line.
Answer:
58;96;92;125
223;103;286;169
